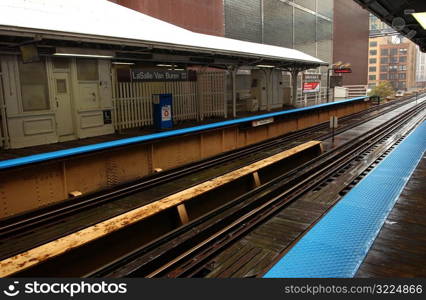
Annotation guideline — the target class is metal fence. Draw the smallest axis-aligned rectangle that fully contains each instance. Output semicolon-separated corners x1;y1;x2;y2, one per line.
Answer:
112;72;226;130
295;87;332;107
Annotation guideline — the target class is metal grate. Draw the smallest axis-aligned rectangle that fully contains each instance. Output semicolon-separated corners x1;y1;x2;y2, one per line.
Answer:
224;0;262;43
263;0;293;48
264;121;426;278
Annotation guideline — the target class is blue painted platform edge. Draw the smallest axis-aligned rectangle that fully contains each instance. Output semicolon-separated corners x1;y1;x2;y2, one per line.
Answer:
264;120;426;278
0;96;368;170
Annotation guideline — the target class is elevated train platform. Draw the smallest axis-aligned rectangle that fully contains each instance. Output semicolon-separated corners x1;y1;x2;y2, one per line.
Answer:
0;95;424;277
264;120;426;278
0;96;370;220
355;152;426;278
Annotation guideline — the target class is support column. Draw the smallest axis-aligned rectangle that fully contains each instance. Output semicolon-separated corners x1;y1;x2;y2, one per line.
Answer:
231;67;237;118
224;70;228;118
291;69;300;107
265;69;273;111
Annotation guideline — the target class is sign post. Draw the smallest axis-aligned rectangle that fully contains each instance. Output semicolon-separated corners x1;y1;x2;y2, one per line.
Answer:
330;115;338;144
327;62;352;103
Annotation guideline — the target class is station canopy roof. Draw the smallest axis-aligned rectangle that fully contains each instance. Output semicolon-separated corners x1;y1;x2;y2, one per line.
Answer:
0;0;326;68
355;0;426;51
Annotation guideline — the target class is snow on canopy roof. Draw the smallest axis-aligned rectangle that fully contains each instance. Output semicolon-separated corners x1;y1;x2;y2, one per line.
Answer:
0;0;326;65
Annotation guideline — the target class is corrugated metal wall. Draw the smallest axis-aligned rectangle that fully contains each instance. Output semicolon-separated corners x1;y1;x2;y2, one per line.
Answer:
263;0;293;48
224;0;333;65
224;0;334;96
224;0;262;43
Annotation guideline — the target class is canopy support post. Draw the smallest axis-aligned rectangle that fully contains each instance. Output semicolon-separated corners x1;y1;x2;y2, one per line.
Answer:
231;67;238;118
290;68;300;107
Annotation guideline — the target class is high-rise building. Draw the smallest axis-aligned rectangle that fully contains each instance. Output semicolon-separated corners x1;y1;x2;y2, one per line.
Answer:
368;36;417;91
416;48;426;88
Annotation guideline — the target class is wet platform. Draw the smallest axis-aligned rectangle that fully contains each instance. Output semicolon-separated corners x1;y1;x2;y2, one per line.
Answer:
355;152;426;278
263;120;426;278
199;98;426;278
321;97;425;151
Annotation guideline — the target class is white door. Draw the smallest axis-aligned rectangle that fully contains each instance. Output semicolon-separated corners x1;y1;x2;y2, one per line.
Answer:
270;71;284;109
54;73;74;138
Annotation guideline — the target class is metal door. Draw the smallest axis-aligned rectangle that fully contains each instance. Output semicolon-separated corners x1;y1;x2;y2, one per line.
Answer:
54;72;74;137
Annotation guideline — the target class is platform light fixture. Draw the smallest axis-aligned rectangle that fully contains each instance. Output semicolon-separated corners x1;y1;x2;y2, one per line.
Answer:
412;12;426;30
156;64;173;67
256;64;275;68
53;47;114;58
54;53;114;58
112;61;135;65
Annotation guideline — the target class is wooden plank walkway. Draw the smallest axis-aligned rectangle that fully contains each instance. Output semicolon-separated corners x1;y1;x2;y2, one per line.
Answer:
0;141;321;277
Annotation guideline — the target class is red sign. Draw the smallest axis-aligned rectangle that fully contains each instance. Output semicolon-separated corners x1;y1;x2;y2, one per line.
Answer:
334;68;352;74
303;82;321;93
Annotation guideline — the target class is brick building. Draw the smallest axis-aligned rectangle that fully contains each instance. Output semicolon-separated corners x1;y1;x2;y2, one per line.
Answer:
108;0;224;36
368;36;417;91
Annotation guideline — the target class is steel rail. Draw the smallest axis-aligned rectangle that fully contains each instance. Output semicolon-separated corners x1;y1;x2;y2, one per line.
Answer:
0;95;419;241
88;100;426;278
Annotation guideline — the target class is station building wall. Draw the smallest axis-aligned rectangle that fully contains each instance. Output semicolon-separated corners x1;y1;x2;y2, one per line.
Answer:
0;56;114;148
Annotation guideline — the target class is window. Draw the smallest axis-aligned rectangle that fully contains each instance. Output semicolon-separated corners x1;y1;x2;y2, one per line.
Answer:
18;58;50;111
381;49;389;56
52;57;70;69
369;75;376;81
76;59;99;81
399;48;408;54
389;73;397;80
369;58;377;64
389;65;398;71
369;66;376;72
370;41;377;47
380;74;388;80
399;56;407;63
370;50;377;56
380;65;388;72
390;57;398;64
399;73;406;80
56;79;67;94
399;65;407;71
390;48;398;56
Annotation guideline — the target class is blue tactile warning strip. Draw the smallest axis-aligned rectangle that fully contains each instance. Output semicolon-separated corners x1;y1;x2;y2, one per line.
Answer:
264;120;426;278
0;97;368;170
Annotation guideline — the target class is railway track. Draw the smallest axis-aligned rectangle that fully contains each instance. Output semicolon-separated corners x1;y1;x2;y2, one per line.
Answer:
0;95;424;277
0;95;420;243
86;98;426;278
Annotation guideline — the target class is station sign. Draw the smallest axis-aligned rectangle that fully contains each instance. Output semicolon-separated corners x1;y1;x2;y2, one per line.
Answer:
131;69;196;82
302;73;321;94
252;117;274;127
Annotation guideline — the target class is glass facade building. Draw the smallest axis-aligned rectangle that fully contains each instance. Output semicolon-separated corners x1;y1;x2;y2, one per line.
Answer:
224;0;333;64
